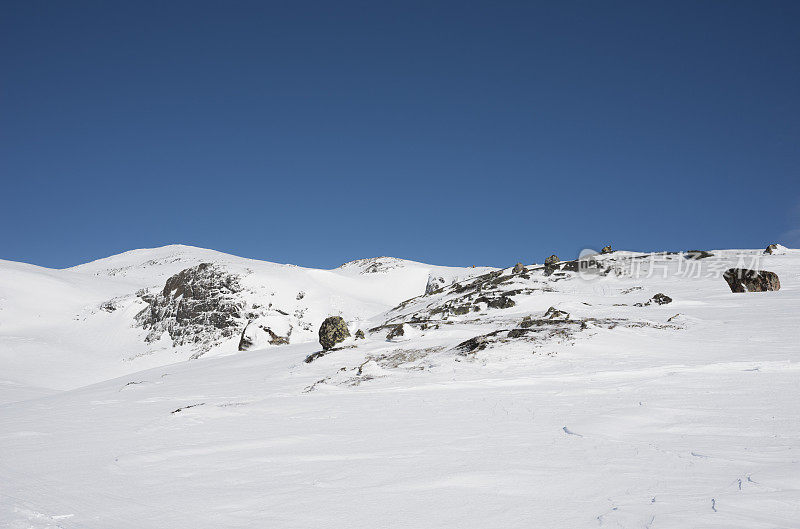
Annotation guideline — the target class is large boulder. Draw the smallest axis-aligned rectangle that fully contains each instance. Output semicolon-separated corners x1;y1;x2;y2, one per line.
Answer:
512;262;525;274
723;268;780;293
318;316;350;350
601;245;613;254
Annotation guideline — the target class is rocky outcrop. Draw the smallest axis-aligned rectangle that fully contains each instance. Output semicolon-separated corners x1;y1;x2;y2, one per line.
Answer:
544;306;569;319
386;324;405;340
136;263;244;350
723;269;780;293
455;335;490;355
238;322;290;351
544;255;560;276
512;263;525;274
355;329;365;340
636;293;673;306
685;250;713;260
650;293;672;305
476;295;515;309
601;245;613;254
238;324;255;351
319;316;350;350
426;275;446;294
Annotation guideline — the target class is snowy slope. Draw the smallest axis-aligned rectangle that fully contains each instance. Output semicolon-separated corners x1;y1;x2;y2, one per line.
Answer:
0;245;492;392
0;246;798;528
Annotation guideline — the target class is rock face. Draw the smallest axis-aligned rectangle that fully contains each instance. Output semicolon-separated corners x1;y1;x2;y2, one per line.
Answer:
136;263;244;350
765;244;779;254
601;245;613;254
723;269;780;293
318;316;350;350
354;329;365;340
512;263;525;274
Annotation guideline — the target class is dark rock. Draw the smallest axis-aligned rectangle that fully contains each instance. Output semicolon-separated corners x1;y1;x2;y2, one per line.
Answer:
650;293;672;305
723;268;780;293
264;327;289;345
512;262;525;274
238;324;254;351
765;244;778;255
601;245;613;254
544;306;569;319
386;324;405;340
476;295;516;309
318;316;350;350
238;323;289;351
685;250;713;260
544;255;560;276
490;297;515;309
451;305;471;315
354;329;365;340
304;350;328;363
560;260;579;272
507;328;529;339
455;335;490;355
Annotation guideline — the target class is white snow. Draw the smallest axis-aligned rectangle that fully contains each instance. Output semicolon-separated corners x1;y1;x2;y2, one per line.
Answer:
0;245;798;528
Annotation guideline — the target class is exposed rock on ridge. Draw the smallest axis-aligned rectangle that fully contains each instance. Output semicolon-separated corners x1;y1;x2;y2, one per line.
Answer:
136;263;244;350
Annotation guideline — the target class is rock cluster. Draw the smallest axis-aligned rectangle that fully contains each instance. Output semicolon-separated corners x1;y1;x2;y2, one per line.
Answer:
601;245;613;254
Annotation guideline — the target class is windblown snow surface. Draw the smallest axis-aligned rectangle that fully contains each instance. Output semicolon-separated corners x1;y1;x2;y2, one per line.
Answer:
0;245;798;528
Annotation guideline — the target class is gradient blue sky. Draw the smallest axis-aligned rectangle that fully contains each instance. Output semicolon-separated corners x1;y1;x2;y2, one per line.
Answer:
2;1;799;269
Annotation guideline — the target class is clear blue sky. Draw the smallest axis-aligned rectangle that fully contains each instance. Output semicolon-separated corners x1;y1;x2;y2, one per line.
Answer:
2;1;798;269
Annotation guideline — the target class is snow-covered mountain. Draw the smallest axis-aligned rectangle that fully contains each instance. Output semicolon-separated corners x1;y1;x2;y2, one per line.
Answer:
0;245;493;392
1;244;798;528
